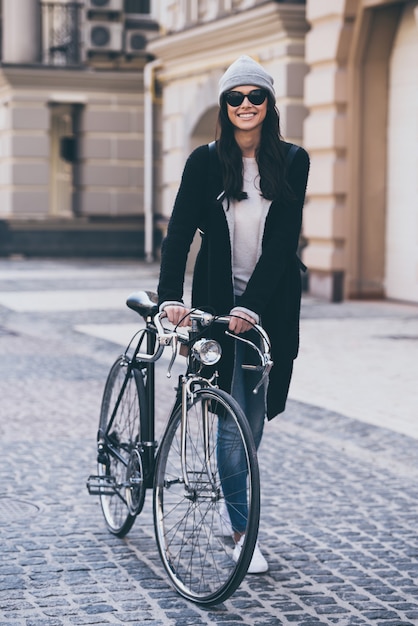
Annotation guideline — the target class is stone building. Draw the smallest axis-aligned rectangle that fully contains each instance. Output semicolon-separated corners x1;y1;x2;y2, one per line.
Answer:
0;0;158;257
1;0;417;304
149;0;418;303
304;0;418;302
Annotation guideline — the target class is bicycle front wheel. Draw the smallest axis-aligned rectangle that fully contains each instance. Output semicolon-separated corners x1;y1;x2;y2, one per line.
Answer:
153;387;260;605
98;357;146;537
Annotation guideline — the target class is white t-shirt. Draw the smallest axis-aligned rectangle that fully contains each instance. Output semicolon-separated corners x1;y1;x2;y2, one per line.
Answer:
224;157;270;296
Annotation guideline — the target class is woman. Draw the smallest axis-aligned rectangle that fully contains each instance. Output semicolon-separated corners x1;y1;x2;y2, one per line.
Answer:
157;55;310;573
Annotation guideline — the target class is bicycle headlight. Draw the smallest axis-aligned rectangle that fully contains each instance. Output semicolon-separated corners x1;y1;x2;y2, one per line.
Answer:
191;339;222;366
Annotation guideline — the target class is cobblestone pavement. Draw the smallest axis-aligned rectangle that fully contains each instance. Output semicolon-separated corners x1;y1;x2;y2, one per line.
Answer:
1;258;418;626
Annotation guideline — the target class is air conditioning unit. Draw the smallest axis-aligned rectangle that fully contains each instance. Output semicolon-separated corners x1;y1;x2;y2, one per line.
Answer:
125;29;148;55
85;22;123;52
87;0;123;11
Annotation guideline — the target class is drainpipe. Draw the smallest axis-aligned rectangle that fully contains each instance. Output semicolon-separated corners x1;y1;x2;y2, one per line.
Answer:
143;58;162;263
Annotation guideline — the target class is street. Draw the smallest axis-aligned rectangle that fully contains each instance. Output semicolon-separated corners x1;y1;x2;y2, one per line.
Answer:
1;258;418;626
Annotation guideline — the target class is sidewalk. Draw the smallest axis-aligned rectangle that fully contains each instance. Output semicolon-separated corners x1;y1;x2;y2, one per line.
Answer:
0;257;417;434
293;297;418;439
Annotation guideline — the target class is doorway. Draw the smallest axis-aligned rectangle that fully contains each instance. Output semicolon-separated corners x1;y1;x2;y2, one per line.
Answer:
385;2;418;302
49;103;82;218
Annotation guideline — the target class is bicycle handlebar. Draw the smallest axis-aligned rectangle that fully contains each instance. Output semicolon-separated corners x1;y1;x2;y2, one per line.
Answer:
134;309;273;392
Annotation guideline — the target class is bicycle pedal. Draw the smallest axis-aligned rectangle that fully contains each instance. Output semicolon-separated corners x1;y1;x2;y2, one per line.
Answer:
86;474;116;496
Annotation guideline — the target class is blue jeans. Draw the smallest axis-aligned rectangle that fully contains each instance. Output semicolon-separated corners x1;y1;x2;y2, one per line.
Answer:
217;336;266;533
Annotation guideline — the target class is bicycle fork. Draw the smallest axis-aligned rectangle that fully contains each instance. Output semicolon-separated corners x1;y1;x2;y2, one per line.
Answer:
180;377;219;501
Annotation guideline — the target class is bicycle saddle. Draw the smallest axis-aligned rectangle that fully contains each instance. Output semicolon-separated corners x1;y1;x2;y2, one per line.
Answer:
126;291;158;318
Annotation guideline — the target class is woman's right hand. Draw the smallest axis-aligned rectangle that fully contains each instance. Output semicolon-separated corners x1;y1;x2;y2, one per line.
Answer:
164;304;191;327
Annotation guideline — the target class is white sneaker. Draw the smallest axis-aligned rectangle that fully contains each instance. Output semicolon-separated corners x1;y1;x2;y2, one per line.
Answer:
232;535;268;574
217;501;233;537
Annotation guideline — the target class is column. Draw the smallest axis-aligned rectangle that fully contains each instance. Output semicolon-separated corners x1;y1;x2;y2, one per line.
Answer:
2;0;41;64
302;0;358;301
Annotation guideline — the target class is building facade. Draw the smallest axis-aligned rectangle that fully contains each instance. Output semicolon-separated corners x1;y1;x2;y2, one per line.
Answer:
1;0;417;303
0;0;159;257
304;0;418;303
148;0;418;303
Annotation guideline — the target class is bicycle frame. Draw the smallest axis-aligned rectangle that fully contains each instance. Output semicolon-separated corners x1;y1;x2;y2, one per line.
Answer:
136;316;158;489
89;296;272;499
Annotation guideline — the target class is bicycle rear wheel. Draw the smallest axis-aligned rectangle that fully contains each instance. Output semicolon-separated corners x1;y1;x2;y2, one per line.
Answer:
153;387;260;605
98;357;146;537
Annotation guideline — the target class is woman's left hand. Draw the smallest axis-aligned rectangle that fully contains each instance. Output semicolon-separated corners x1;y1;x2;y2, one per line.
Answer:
228;310;256;334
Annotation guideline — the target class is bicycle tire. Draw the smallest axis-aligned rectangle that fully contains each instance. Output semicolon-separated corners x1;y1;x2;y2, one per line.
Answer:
153;386;260;605
98;356;147;537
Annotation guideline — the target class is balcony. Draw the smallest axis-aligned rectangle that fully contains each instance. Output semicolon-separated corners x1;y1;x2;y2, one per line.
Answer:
42;2;83;67
155;0;305;34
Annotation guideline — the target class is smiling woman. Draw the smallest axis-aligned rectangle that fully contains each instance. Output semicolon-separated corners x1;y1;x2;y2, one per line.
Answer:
157;54;310;574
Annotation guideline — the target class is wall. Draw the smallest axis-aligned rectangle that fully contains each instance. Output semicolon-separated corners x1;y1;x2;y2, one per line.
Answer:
304;0;417;302
303;0;357;301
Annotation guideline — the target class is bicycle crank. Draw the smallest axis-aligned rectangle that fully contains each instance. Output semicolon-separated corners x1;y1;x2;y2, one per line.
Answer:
125;448;146;516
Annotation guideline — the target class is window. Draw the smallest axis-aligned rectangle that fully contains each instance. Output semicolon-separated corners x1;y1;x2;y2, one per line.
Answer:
42;2;82;66
124;0;150;13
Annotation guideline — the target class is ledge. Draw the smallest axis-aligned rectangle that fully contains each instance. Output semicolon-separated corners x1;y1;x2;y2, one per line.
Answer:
0;216;163;258
0;63;143;92
147;3;308;77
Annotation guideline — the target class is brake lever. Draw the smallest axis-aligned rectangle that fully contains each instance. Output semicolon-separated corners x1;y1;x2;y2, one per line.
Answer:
225;330;273;394
166;335;178;379
252;359;273;394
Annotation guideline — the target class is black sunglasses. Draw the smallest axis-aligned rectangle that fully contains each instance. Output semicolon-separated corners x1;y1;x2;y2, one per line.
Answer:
224;89;268;107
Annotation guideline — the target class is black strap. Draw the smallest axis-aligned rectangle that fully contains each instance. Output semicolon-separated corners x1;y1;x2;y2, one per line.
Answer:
208;141;225;202
198;141;218;235
286;143;299;168
208;140;220;194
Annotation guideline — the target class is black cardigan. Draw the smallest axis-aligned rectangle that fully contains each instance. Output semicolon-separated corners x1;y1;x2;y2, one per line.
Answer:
158;141;310;418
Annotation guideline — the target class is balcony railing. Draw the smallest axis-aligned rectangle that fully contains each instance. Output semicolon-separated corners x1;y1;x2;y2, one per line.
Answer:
155;0;305;34
42;2;83;67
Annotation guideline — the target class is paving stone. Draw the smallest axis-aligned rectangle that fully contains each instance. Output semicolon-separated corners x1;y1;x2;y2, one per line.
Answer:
1;260;418;625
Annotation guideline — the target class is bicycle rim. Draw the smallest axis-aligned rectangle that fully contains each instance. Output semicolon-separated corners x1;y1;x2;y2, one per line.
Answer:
98;357;146;537
153;387;260;605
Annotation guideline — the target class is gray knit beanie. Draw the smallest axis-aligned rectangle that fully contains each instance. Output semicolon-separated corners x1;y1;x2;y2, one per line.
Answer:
218;55;275;102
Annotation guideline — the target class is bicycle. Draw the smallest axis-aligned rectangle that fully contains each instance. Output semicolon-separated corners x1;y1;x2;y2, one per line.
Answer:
87;290;273;605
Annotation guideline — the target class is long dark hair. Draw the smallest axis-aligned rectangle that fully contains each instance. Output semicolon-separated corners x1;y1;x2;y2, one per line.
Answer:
216;93;290;203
